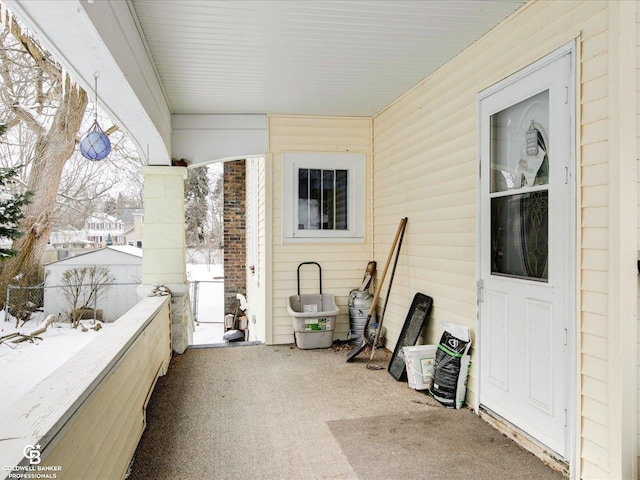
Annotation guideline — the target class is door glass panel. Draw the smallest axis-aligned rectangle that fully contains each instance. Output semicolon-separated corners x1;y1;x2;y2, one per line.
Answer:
491;90;549;193
491;191;548;281
490;89;550;282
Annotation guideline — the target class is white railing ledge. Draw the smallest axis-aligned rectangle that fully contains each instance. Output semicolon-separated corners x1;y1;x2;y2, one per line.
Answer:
0;295;170;471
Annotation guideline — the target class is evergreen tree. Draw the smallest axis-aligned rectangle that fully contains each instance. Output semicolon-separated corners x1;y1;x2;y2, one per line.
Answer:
0;160;32;259
1;123;31;259
103;196;118;217
185;167;211;246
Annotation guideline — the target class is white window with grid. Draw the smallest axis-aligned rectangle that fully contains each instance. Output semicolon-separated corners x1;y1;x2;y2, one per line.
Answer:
283;152;364;242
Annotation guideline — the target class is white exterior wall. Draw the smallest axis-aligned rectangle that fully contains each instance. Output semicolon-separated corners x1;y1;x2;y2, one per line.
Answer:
268;116;372;345
372;1;637;477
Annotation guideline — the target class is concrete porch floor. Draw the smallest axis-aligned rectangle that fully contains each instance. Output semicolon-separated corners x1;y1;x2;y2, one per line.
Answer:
129;345;565;480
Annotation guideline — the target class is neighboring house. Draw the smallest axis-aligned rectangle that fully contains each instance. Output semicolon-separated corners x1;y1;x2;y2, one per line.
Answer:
121;208;144;248
43;246;143;323
48;211;144;252
84;214;126;246
10;1;640;478
48;226;95;249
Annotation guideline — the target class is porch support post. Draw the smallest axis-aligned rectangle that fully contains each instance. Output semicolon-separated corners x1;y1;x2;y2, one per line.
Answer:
138;166;193;354
607;1;637;478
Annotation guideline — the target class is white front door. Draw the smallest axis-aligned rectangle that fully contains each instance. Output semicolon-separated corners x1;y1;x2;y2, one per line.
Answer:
478;48;574;459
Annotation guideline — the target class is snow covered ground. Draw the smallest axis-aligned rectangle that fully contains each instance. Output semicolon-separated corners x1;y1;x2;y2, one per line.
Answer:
0;262;224;415
0;314;113;413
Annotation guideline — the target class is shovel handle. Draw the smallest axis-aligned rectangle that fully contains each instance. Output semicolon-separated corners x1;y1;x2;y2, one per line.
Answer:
368;217;408;316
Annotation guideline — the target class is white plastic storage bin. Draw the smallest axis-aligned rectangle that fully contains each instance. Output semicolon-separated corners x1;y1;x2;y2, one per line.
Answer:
287;293;339;349
402;345;437;390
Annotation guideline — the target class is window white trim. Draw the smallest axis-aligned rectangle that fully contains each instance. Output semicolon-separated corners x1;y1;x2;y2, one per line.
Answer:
283;152;365;242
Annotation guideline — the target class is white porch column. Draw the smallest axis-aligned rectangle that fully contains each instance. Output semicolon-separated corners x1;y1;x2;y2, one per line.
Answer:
138;166;193;354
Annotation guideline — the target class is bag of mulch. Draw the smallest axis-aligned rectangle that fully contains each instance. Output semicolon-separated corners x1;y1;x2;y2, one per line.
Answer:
429;322;471;409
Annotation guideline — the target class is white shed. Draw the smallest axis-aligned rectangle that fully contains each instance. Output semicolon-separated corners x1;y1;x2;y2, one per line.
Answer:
44;246;143;323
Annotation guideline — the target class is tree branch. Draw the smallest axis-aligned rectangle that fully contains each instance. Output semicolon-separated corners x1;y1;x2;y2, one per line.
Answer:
2;116;21;131
10;17;60;81
10;103;44;136
104;125;119;136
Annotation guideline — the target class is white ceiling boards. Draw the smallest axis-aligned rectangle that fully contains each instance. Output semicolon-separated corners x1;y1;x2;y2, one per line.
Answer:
130;0;526;116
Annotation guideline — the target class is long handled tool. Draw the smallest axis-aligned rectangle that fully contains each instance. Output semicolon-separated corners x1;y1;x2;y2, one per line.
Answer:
346;217;408;362
366;217;407;370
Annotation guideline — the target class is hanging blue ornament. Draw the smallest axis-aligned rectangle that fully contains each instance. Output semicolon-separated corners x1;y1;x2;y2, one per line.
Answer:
80;120;111;161
80;74;111;161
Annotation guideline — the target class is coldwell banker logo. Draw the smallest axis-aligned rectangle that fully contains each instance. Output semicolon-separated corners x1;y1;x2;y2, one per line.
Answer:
23;444;41;465
3;443;61;479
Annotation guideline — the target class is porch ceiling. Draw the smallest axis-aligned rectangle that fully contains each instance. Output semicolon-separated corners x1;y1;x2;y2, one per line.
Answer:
131;0;526;117
5;0;526;164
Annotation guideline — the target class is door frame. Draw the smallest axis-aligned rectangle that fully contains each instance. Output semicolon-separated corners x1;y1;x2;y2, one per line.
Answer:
475;40;577;473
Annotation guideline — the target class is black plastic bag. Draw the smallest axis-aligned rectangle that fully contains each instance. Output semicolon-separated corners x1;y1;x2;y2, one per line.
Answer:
430;325;471;409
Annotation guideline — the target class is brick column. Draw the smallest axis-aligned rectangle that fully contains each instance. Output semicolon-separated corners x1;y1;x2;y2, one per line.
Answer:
224;160;246;314
137;166;193;354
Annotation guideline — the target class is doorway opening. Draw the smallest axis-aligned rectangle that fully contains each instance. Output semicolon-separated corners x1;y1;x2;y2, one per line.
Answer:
188;157;264;346
186;162;225;345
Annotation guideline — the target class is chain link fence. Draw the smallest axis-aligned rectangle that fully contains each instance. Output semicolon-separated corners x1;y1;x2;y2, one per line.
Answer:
4;278;226;342
190;280;224;324
3;282;140;326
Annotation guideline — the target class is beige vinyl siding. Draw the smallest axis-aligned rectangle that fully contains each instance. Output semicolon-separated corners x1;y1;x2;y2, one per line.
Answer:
37;298;171;479
580;6;610;480
268;115;372;345
246;156;268;342
372;0;609;476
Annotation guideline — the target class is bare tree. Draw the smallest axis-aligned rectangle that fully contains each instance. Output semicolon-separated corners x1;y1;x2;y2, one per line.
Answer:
0;16;87;295
60;265;114;328
0;11;143;302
